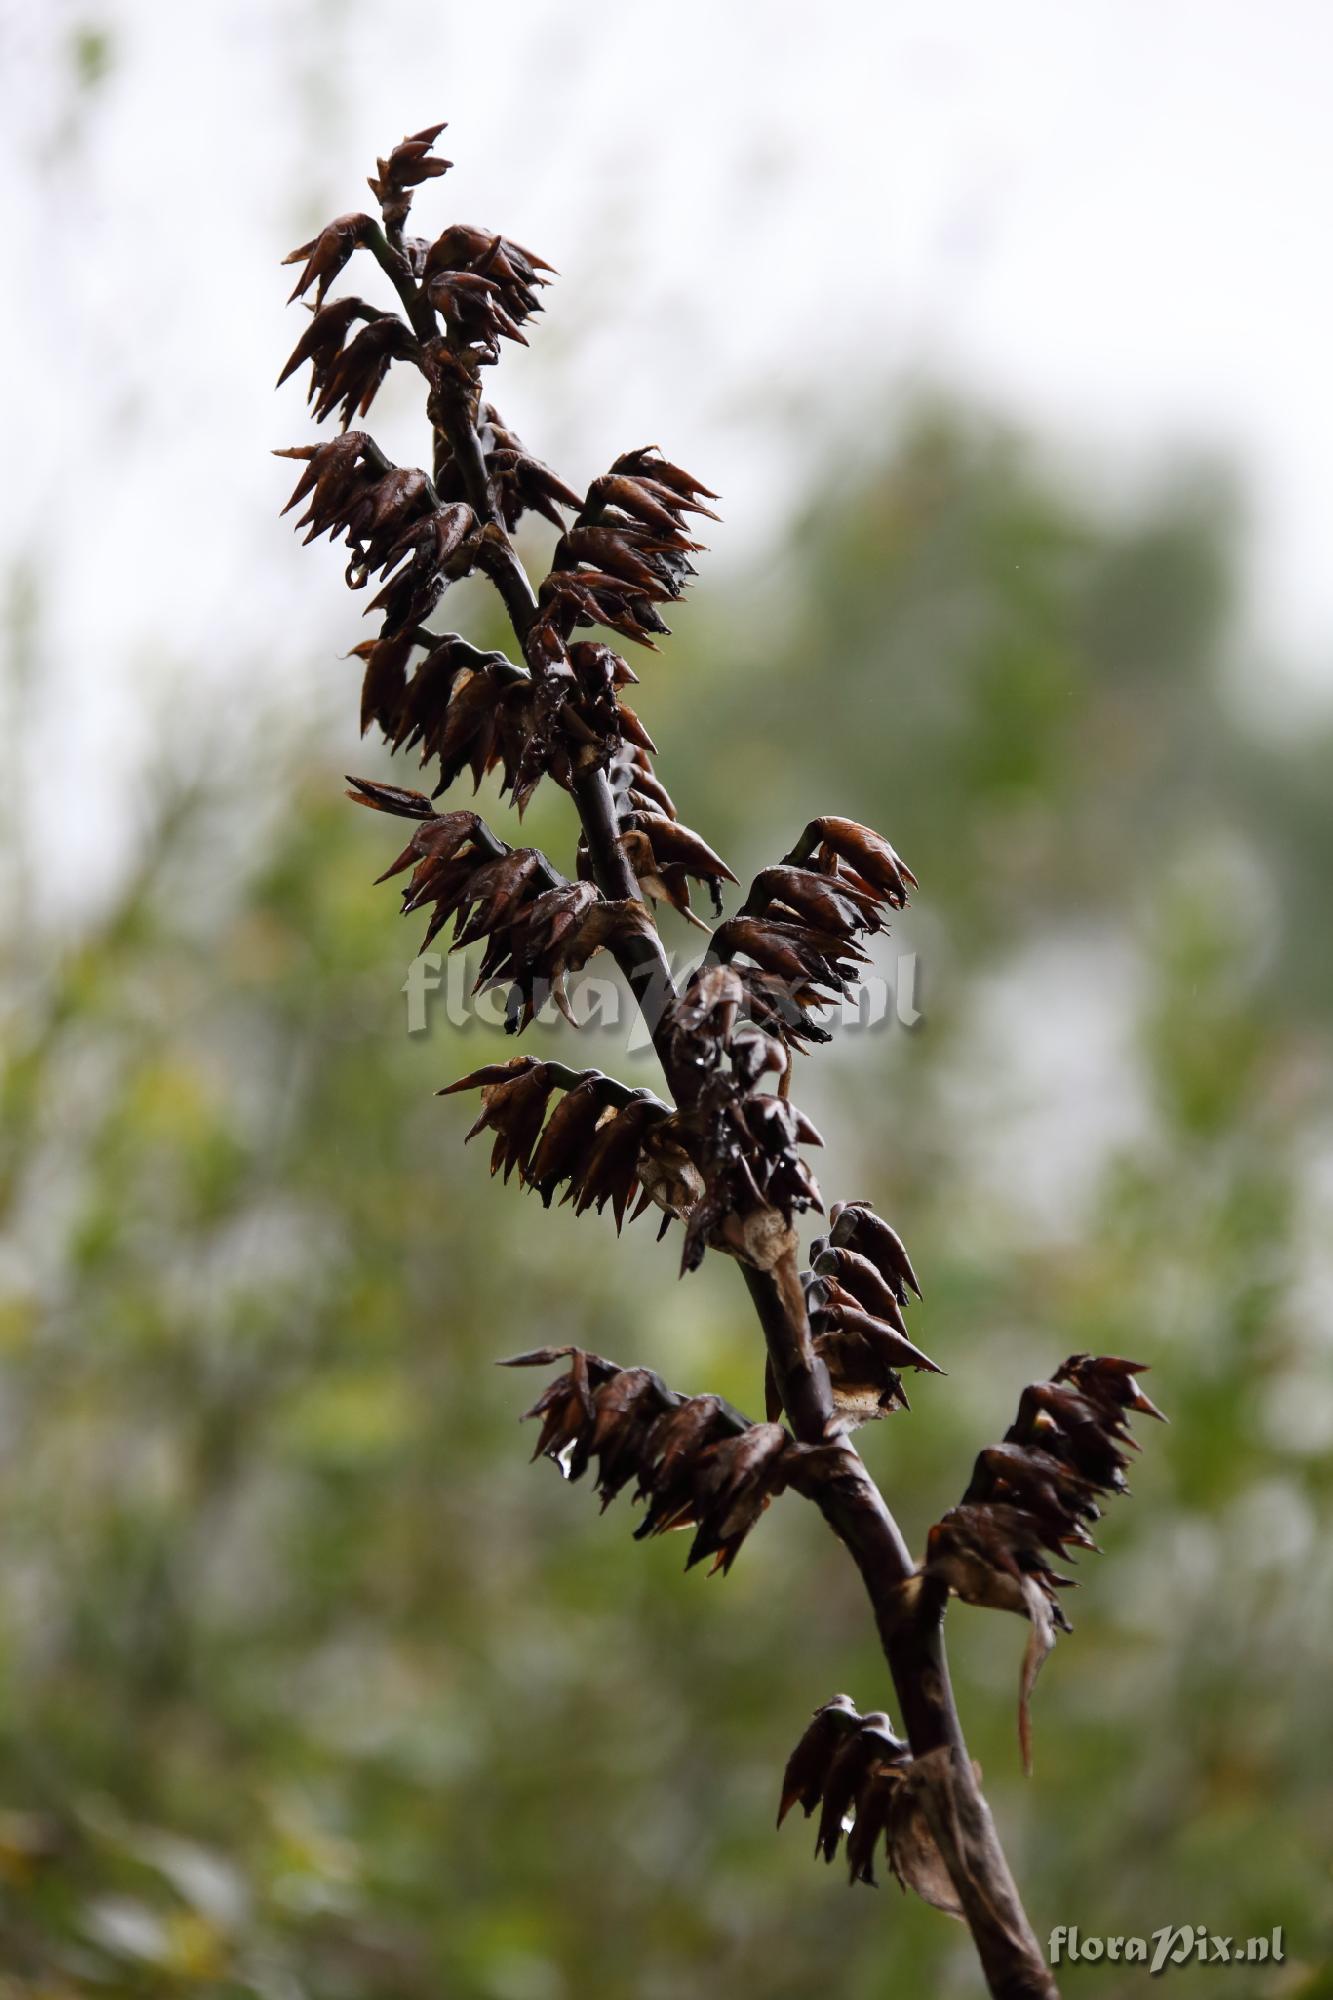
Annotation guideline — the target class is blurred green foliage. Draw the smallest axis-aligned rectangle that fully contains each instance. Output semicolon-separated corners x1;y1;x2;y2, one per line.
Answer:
1;409;1331;1997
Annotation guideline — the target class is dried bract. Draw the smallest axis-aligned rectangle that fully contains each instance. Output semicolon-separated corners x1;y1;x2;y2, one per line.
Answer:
502;1348;791;1572
368;120;452;231
926;1354;1164;1769
777;1695;974;1898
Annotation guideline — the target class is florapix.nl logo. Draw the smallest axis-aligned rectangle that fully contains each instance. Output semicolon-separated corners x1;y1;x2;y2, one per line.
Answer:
1049;1926;1285;1974
401;945;924;1043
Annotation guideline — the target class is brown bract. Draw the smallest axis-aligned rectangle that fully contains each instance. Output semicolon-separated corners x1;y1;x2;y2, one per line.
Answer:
531;448;715;656
927;1354;1165;1770
347;781;647;1027
440;1063;678;1230
283;212;378;304
501;1347;792;1572
777;1696;965;1905
367;121;452;232
768;1199;933;1431
716;817;918;1046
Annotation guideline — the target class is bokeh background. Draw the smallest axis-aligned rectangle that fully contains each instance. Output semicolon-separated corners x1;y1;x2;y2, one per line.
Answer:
2;3;1332;1996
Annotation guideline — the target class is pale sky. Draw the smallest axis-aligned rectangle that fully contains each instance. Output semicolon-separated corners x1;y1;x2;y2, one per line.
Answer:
3;0;1331;898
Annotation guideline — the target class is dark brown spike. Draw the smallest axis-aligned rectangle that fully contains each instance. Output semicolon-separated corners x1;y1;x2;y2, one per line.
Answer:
809;816;917;905
609;446;719;505
345;775;436;819
276;295;378;390
282;212;377;303
829;1201;923;1301
777;1696;861;1826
